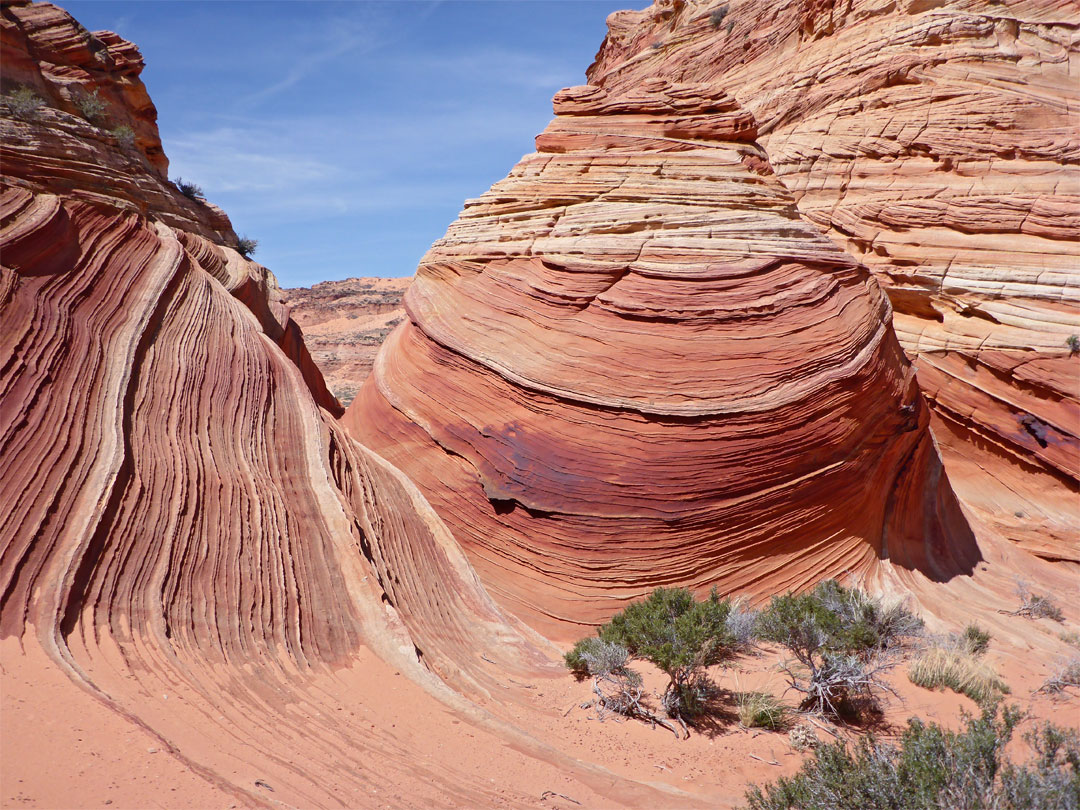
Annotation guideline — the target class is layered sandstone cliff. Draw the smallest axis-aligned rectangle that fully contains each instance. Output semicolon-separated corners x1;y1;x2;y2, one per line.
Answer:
584;0;1079;562
344;78;979;637
0;5;689;807
284;277;409;405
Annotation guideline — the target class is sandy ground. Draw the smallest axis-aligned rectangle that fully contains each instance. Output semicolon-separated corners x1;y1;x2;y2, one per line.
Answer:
1;639;237;810
6;616;1077;810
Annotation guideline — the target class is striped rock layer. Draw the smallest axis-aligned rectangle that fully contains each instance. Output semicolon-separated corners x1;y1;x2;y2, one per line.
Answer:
2;5;689;807
586;0;1080;562
344;79;979;637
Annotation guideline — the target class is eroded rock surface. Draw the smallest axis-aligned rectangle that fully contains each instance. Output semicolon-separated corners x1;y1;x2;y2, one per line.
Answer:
1;5;686;807
585;0;1079;562
345;78;979;637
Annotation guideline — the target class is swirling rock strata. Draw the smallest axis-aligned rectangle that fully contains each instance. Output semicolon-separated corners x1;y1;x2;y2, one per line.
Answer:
586;0;1079;562
2;6;692;807
344;79;978;636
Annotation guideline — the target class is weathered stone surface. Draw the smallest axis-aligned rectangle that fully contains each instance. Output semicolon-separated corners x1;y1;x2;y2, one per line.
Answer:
344;77;978;637
2;7;687;807
584;0;1079;562
284;277;409;405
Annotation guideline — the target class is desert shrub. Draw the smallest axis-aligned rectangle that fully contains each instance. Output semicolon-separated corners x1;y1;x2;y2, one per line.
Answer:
568;587;739;735
1037;657;1080;697
74;88;106;123
598;586;736;727
1067;335;1080;355
1010;581;1065;622
236;236;258;259
564;637;653;724
710;6;729;27
5;86;45;120
173;178;205;201
1060;630;1080;649
964;623;992;656
737;691;787;730
757;580;922;716
788;721;819;752
908;638;1010;705
745;704;1080;810
111;125;135;148
726;599;760;649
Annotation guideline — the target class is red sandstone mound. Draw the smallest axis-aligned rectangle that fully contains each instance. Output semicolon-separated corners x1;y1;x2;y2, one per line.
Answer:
0;5;701;807
343;78;980;638
2;2;1077;807
585;0;1080;564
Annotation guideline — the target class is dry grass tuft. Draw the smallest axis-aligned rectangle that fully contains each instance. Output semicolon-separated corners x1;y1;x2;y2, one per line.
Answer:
908;642;1009;704
736;690;787;730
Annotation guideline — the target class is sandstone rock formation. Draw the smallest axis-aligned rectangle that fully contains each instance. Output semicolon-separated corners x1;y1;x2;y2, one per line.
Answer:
584;0;1079;563
3;1;1076;807
284;277;409;405
0;5;695;807
344;78;979;637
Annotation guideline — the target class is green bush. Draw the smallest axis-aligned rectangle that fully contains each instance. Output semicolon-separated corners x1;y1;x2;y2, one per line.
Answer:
745;704;1080;810
1067;335;1079;355
567;587;739;734
236;236;258;259
5;86;45;120
757;580;922;716
74;88;106;123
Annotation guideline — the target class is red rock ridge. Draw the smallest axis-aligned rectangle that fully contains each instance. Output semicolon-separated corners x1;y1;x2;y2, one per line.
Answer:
2;6;700;807
585;0;1080;563
344;77;979;638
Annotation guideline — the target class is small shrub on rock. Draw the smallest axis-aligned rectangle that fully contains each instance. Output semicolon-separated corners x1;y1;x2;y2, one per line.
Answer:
236;236;258;259
5;86;45;120
111;125;135;148
745;704;1080;810
963;623;992;656
75;88;106;123
710;6;729;28
1010;580;1065;622
173;178;205;201
1037;656;1080;697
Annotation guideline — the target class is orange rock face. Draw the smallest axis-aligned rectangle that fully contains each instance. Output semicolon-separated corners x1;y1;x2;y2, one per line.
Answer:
344;78;979;637
584;0;1080;563
1;6;648;806
284;277;409;405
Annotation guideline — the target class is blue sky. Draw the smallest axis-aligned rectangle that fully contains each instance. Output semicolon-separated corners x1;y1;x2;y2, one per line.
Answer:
62;1;633;286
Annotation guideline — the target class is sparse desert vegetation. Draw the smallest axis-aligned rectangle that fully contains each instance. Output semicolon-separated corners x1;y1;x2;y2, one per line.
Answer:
757;580;923;717
908;633;1010;705
5;85;45;120
744;704;1080;810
